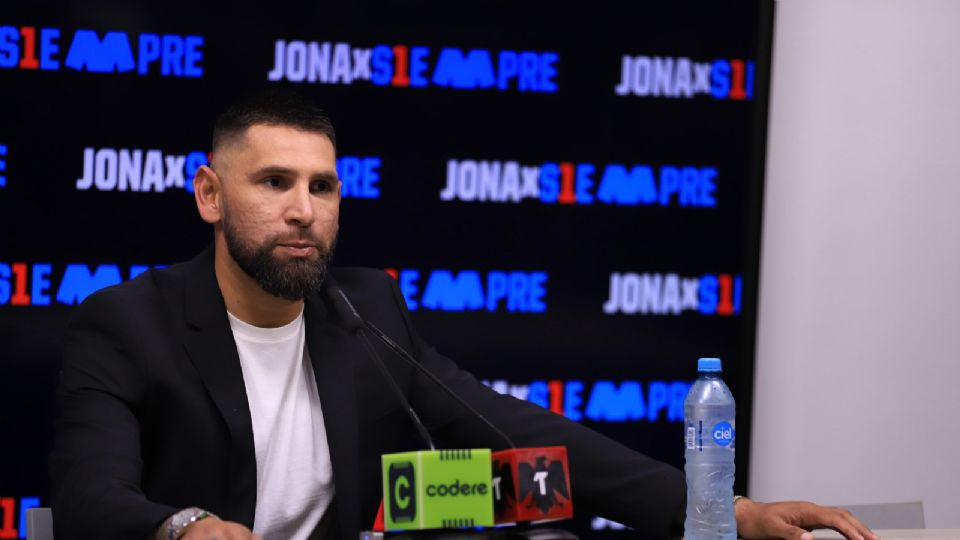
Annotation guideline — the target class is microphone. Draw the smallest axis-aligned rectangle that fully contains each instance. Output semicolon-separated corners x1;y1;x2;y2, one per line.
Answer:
323;277;574;532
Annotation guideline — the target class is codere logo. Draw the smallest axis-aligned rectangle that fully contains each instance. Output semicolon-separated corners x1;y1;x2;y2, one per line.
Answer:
0;26;203;76
0;496;41;538
614;55;755;100
388;462;417;524
603;272;743;316
268;41;558;92
440;159;718;207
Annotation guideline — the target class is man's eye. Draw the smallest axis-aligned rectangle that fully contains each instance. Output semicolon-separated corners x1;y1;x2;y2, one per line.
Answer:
264;177;282;188
311;181;332;193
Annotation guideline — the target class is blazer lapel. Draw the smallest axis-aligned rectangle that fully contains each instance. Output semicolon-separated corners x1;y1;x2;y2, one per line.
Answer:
304;294;362;540
181;247;257;527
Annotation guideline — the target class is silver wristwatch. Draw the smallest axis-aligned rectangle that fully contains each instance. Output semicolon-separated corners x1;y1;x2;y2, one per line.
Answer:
166;507;215;540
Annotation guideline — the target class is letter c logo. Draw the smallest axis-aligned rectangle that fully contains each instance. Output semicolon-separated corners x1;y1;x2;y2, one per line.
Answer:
395;476;410;509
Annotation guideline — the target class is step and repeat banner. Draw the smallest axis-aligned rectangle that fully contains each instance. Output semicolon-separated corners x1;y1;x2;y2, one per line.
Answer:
0;1;773;537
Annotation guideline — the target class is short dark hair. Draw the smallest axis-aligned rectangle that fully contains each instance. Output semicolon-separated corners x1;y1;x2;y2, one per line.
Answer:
212;89;337;152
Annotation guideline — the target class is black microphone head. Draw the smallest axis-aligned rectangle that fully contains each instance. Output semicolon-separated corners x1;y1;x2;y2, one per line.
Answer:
321;276;365;331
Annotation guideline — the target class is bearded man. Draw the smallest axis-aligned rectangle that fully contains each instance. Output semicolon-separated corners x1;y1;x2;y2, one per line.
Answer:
50;91;876;540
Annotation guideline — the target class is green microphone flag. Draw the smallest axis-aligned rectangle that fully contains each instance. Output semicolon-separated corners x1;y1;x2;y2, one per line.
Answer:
382;449;495;531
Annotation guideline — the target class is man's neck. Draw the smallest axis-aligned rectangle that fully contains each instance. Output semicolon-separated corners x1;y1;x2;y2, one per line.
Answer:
213;238;304;328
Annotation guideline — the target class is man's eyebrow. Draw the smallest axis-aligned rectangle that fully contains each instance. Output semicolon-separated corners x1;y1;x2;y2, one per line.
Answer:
248;166;338;182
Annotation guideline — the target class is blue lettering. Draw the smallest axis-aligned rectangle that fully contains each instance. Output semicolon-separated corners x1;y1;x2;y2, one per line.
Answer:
710;60;730;99
528;381;549;409
0;263;10;304
409;46;429;87
18;497;40;539
486;272;508;311
65;30;135;73
40;28;60;70
399;270;419;310
585;381;645;421
31;263;52;306
517;51;539;91
647;381;668;421
733;275;742;314
699;274;718;314
371;45;393;85
129;265;150;280
183;35;203;77
0;143;6;187
540;52;558;92
596;164;657;205
528;272;546;312
432;48;495;89
496;51;517;90
137;33;160;74
184;151;208;193
659;166;680;206
338;156;380;199
56;264;122;304
160;35;183;76
0;27;18;68
575;164;594;204
564;380;583;421
539;162;560;203
668;382;689;422
421;270;484;311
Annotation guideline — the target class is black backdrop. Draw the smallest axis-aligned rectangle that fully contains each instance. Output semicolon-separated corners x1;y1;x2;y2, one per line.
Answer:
0;1;773;537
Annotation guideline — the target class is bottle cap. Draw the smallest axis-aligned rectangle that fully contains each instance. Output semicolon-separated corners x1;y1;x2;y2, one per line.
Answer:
697;357;722;372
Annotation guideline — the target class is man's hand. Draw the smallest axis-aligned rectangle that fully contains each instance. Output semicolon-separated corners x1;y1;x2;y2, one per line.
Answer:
735;498;879;540
175;517;261;540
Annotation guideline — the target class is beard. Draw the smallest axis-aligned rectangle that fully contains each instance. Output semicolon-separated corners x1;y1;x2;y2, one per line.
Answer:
222;209;337;301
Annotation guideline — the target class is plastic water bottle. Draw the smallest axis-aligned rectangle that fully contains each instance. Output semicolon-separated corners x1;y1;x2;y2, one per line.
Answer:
684;357;736;540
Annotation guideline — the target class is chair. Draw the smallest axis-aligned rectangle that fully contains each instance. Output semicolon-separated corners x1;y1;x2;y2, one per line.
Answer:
838;501;925;530
25;507;54;540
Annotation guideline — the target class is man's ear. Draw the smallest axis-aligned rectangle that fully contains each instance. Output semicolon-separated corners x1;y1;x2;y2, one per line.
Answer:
194;165;222;224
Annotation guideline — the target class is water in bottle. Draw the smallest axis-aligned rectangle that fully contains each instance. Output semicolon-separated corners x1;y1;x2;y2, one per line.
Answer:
684;357;736;540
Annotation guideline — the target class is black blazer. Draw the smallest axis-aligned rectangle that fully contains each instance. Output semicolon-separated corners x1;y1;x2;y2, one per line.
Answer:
50;246;685;540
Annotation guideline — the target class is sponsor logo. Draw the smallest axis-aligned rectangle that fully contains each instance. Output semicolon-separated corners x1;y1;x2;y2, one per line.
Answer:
0;496;40;539
425;479;488;497
267;41;558;92
602;272;743;316
76;147;207;193
440;159;718;207
483;379;691;423
614;55;755;100
519;457;570;515
0;262;160;306
386;268;547;313
713;421;735;447
388;462;417;523
0;26;203;76
74;148;379;198
0;144;7;188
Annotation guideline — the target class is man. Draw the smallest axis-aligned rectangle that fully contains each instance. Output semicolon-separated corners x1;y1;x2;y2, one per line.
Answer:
50;91;876;540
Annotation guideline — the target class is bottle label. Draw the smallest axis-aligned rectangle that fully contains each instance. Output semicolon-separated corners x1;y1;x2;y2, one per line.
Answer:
712;421;735;447
686;427;696;450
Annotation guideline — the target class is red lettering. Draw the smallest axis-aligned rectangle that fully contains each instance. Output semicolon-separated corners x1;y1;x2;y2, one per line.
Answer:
716;274;734;316
391;45;410;87
18;27;39;69
10;262;31;306
728;59;747;101
548;380;564;415
0;497;16;539
557;162;576;204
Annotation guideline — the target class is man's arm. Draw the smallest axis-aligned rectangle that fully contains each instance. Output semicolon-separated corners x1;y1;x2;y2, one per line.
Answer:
50;289;179;539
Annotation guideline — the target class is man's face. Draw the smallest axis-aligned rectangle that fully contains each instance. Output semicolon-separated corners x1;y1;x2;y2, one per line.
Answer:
214;124;340;300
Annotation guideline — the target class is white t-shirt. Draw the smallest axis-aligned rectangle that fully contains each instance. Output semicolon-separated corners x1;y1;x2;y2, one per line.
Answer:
228;310;335;540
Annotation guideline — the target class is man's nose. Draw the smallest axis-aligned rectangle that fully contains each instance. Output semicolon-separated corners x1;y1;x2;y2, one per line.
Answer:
285;184;315;226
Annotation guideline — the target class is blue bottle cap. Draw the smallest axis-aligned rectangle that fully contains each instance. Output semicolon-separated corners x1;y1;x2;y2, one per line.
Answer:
697;357;722;372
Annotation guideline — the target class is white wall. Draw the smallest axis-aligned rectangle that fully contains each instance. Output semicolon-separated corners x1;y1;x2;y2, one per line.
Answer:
750;0;960;528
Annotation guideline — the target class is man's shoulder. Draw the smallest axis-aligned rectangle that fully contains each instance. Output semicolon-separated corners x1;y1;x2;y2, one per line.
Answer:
74;253;201;316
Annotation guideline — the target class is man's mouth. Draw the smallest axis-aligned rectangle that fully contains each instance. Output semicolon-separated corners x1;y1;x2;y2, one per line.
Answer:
277;241;318;257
